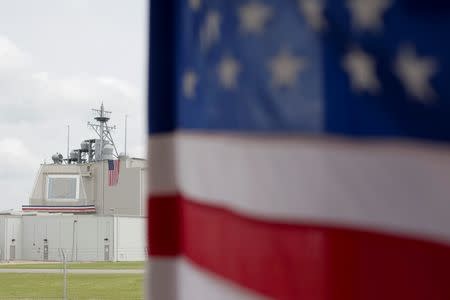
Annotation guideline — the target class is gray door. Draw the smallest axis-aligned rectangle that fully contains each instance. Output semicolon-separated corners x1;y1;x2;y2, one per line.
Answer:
104;245;110;261
43;244;49;261
9;245;15;261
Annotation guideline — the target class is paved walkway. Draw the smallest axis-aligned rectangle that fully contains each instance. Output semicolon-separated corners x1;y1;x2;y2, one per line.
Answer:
0;269;143;274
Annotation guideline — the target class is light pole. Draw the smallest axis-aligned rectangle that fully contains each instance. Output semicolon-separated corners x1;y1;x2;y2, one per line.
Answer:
71;220;77;261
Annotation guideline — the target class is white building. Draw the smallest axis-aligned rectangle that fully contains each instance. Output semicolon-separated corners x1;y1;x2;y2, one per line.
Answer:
0;213;146;262
24;157;147;216
0;104;147;262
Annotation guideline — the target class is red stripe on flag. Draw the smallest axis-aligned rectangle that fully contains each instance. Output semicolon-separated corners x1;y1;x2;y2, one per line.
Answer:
148;194;182;256
148;194;450;300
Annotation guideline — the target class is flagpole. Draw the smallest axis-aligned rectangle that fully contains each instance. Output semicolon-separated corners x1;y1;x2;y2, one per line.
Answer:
124;115;128;156
67;125;70;161
102;160;105;215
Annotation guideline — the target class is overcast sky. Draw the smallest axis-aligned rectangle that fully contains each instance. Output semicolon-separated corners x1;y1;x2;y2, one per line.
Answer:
0;0;147;210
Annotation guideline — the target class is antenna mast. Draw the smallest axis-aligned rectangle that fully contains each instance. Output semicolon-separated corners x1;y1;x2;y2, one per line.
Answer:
124;114;128;156
87;102;118;160
67;125;70;161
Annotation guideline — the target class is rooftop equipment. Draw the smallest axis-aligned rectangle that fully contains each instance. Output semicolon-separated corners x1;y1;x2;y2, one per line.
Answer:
49;103;120;164
87;102;118;161
51;153;63;164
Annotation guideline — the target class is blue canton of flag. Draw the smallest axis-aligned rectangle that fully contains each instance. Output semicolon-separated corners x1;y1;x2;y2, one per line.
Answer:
150;0;450;142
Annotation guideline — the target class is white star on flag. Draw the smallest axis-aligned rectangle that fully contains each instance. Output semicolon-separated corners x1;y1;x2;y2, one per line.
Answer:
183;70;198;99
238;2;273;35
189;0;201;11
347;0;392;32
394;46;438;103
298;0;327;31
268;49;306;88
217;55;241;90
343;48;380;94
200;11;221;50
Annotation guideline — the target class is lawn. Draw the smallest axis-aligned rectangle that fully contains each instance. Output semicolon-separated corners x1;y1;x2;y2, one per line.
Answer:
0;261;145;269
0;273;143;299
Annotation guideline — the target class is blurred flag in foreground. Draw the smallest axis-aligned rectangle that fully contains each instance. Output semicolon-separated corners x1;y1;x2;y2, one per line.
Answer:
147;1;450;299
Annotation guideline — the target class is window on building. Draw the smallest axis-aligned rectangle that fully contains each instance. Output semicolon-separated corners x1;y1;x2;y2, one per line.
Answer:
46;175;79;201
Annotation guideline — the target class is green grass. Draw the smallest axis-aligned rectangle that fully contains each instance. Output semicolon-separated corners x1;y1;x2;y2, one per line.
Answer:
0;261;144;269
0;273;143;299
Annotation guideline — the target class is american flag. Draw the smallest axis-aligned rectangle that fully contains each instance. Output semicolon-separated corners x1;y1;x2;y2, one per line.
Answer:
107;159;120;186
147;1;450;299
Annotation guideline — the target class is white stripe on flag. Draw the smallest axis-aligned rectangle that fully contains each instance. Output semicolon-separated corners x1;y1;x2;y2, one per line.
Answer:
149;133;450;244
149;258;265;300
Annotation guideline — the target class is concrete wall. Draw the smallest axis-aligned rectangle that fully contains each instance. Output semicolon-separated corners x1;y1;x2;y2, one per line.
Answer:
0;217;4;260
0;215;145;262
6;217;21;260
0;216;22;261
140;168;147;216
114;216;146;261
100;161;145;216
21;215;115;262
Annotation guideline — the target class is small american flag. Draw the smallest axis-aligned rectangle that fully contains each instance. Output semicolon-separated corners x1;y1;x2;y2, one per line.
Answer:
107;159;120;186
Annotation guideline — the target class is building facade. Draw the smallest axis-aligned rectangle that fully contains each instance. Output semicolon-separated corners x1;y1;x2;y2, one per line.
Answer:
0;214;146;262
25;157;147;216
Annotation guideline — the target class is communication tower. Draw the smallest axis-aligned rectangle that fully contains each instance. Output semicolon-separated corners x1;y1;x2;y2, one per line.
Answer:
51;103;119;164
88;102;119;160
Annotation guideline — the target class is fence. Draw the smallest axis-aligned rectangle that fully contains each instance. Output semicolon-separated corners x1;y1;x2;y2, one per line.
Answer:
1;246;147;263
0;248;146;299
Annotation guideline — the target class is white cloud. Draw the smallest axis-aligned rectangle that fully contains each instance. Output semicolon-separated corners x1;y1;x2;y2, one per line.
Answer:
0;36;31;70
0;137;41;210
0;35;144;124
0;137;34;158
96;76;139;99
0;137;40;174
